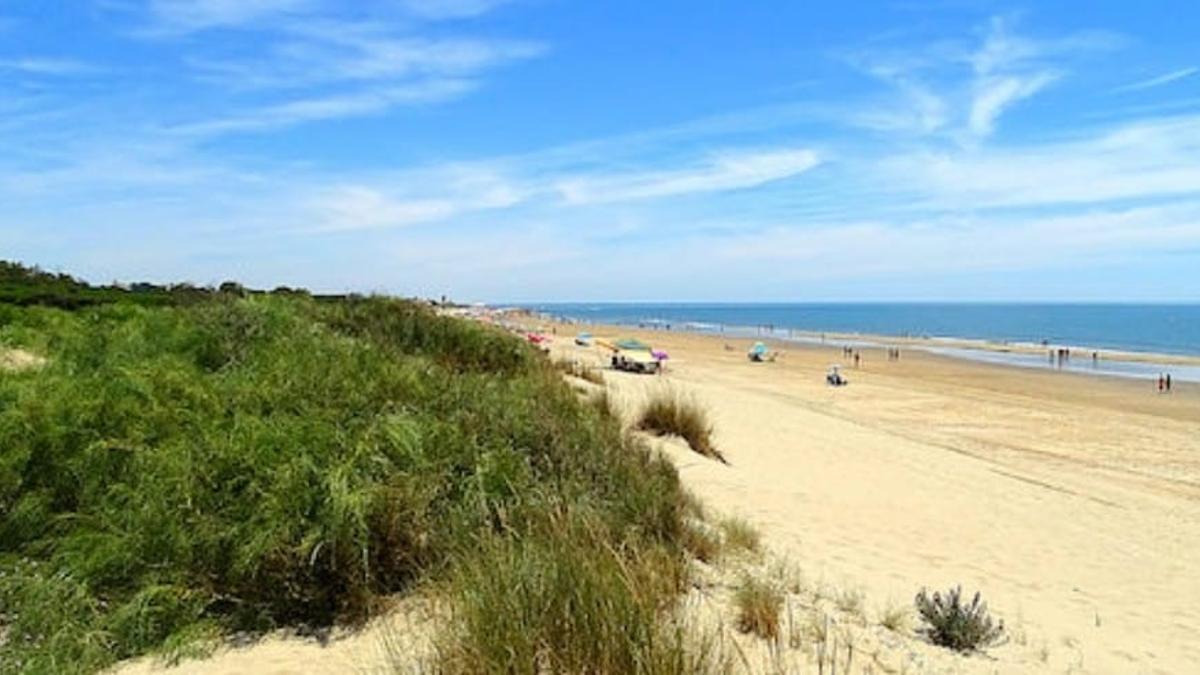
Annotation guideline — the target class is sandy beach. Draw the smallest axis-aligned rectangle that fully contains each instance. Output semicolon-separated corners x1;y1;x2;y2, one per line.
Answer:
547;323;1199;673
109;320;1199;674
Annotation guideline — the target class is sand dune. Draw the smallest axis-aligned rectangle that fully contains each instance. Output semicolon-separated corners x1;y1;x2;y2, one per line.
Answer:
115;325;1198;673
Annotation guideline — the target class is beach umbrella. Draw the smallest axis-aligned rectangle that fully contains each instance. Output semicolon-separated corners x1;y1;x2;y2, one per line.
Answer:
750;342;769;355
652;350;669;361
615;338;651;351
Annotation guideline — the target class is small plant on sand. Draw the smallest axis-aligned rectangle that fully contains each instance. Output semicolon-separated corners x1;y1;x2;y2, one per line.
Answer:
915;586;1005;653
557;358;605;384
836;588;865;618
879;602;910;633
734;575;784;640
719;516;761;554
636;389;725;463
681;520;723;563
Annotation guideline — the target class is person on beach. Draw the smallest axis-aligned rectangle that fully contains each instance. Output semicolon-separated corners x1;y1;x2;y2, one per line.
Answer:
854;352;861;368
1158;374;1165;393
1166;374;1172;392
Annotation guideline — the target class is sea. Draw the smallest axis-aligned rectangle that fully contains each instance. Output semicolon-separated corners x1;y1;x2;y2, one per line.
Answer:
522;303;1200;383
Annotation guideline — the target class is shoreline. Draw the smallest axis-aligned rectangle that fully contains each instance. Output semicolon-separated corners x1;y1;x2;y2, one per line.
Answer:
524;310;1200;382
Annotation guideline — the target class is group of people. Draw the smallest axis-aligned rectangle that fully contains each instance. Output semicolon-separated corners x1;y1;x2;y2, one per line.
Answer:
840;343;902;365
841;345;862;368
1158;373;1174;393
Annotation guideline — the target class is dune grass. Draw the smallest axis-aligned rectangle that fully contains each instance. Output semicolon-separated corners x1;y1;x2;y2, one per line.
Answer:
556;358;605;385
434;511;723;674
719;516;761;555
733;575;784;641
635;390;725;463
0;294;698;674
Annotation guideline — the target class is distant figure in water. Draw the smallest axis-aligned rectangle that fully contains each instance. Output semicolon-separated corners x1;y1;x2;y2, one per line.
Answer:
1092;351;1099;366
1166;373;1172;392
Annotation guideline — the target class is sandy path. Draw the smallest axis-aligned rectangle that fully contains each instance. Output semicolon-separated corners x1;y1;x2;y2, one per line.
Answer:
550;325;1200;673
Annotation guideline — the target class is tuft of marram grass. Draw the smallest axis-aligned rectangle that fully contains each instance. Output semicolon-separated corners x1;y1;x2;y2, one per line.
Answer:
556;358;605;385
879;602;910;633
434;512;728;674
734;575;784;641
681;519;723;563
636;389;726;463
719;516;761;554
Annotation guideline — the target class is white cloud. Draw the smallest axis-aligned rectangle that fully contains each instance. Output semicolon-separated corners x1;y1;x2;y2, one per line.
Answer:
312;187;457;232
140;0;315;33
849;17;1114;140
555;149;820;205
189;29;545;90
398;0;514;20
968;72;1058;137
0;57;98;76
172;79;477;136
1112;67;1198;93
878;115;1200;209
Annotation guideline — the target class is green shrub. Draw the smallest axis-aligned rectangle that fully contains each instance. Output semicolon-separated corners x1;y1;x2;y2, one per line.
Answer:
636;390;725;463
914;586;1005;653
0;294;691;673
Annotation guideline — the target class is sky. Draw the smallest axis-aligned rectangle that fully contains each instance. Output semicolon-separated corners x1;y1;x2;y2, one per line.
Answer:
1;1;1199;302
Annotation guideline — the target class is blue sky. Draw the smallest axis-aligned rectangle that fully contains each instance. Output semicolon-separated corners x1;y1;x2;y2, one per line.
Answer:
2;1;1198;301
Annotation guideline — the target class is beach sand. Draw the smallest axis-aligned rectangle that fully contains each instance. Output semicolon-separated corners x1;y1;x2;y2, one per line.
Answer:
549;324;1200;673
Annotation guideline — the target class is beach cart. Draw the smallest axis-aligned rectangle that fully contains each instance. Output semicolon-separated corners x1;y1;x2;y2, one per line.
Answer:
597;338;661;374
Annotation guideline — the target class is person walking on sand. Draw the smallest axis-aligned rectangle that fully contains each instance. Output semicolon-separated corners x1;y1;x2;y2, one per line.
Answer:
1158;374;1165;393
854;352;861;368
1166;373;1172;392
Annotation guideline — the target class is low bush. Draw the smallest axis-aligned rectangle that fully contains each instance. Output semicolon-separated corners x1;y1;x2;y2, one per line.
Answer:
734;575;784;640
914;586;1005;653
636;390;725;463
0;294;692;673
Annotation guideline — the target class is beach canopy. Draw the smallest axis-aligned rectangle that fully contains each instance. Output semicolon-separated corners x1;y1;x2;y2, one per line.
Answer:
577;331;592;339
750;342;769;355
615;338;651;351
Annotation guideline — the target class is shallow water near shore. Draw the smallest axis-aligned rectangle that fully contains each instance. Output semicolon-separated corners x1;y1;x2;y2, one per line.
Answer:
528;302;1200;382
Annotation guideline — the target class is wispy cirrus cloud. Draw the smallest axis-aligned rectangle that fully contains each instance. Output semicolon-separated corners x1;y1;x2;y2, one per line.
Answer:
91;1;548;137
188;27;545;91
135;0;316;34
0;57;99;76
849;17;1118;140
172;79;478;136
1112;66;1198;93
877;115;1200;209
398;0;516;20
555;149;821;205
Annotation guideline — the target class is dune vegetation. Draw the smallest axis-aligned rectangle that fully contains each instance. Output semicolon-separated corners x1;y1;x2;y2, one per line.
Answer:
0;275;698;674
636;389;725;463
